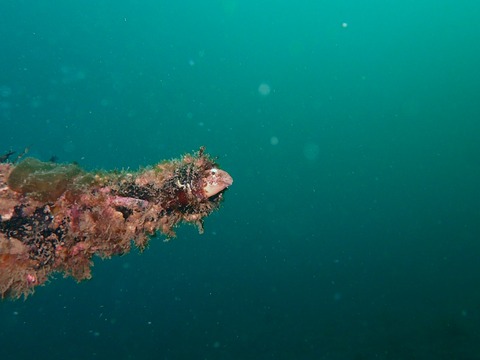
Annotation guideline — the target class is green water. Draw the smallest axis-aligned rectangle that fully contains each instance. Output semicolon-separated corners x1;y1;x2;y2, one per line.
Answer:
1;1;480;359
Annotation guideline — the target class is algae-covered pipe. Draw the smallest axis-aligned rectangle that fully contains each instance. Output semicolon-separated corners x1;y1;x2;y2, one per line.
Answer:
0;147;233;300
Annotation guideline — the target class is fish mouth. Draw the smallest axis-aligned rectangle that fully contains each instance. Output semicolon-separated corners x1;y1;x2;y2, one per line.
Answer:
203;168;233;198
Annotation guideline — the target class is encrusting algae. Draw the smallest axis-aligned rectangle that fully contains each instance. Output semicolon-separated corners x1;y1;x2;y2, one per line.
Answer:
0;147;232;300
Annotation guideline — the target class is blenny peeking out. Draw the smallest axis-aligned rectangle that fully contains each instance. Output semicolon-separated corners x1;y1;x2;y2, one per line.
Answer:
0;147;233;300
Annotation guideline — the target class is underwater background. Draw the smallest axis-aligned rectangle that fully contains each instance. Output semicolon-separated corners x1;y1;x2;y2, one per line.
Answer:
1;0;480;359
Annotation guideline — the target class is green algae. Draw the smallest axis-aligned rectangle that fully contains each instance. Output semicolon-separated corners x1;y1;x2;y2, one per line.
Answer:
7;158;83;202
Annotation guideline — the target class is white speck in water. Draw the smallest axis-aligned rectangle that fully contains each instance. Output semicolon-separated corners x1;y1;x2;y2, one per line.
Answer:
0;85;12;97
63;140;76;153
258;83;271;96
303;142;319;161
89;330;101;337
270;136;279;145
